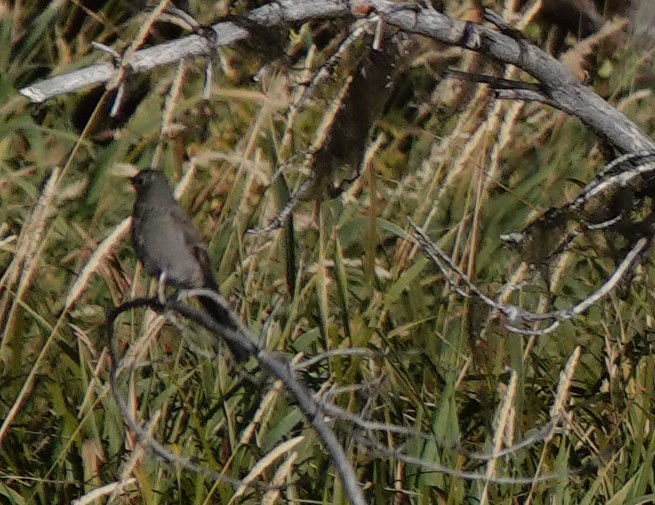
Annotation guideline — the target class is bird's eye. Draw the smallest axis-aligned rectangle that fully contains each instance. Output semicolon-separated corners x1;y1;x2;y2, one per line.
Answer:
131;173;144;188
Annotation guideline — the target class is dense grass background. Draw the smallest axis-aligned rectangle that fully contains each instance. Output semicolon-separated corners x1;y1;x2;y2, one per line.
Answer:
2;0;655;504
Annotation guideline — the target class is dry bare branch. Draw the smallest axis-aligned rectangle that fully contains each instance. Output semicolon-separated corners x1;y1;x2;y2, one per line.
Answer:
20;0;655;155
410;219;652;336
107;294;368;505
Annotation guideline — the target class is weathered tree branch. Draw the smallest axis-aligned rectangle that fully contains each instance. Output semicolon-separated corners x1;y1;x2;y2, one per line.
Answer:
19;0;351;103
411;217;653;337
20;0;655;154
107;294;368;505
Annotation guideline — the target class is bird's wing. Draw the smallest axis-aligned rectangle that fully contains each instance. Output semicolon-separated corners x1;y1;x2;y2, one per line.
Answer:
194;245;218;290
170;204;203;244
170;204;218;289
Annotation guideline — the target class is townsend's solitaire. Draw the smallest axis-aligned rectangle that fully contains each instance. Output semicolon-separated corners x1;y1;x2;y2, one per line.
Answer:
130;168;247;361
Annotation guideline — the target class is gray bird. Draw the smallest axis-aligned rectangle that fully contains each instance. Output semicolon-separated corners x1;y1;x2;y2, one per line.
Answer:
130;168;247;361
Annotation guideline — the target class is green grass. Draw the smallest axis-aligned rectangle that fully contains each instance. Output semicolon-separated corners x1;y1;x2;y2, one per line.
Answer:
1;1;655;504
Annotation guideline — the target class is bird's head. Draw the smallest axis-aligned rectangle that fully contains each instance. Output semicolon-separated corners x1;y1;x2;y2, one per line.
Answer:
131;168;168;195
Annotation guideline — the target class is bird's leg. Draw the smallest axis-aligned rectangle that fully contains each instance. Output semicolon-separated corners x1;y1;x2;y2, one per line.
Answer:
157;272;168;304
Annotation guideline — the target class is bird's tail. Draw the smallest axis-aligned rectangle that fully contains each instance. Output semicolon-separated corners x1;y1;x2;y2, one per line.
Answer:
198;293;250;362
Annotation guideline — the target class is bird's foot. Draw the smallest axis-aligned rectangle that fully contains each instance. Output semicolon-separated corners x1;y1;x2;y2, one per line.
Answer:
157;272;168;305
